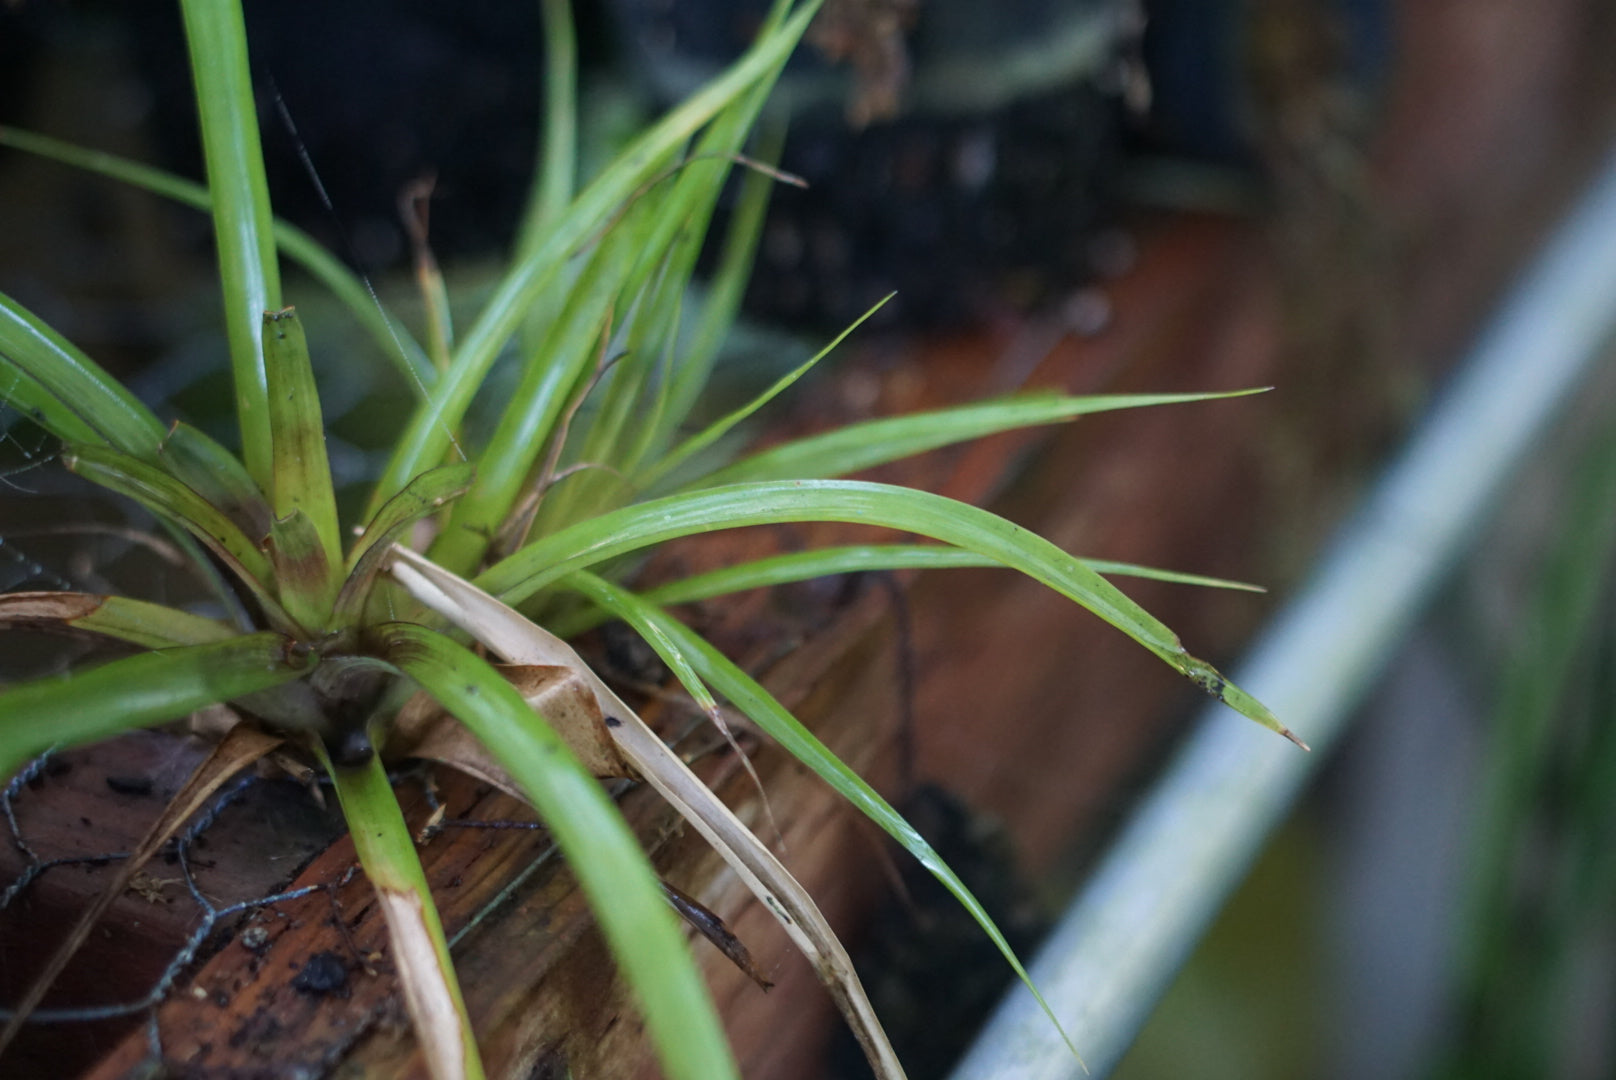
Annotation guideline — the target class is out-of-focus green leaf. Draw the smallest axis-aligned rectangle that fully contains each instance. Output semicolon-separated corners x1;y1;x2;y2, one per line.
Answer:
643;122;787;461
695;388;1270;488
429;215;643;575
0;126;434;393
518;0;578;254
369;0;819;512
531;60;802;538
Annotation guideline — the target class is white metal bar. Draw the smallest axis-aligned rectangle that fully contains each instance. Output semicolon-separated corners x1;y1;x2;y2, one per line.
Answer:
950;143;1616;1080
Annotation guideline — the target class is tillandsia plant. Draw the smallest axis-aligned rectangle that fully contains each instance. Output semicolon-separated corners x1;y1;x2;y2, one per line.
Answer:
0;0;1306;1077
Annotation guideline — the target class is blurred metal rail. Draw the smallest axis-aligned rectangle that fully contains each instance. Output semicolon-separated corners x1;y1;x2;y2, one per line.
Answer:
950;143;1616;1080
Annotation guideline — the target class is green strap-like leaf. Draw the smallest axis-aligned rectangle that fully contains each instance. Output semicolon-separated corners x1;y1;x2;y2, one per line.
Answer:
159;421;273;540
0;386;260;627
548;544;1263;638
368;0;820;511
428;216;644;574
0;356;101;447
439;23;807;569
265;509;338;631
643;122;788;462
378;622;741;1080
643;545;1265;602
0;126;434;394
559;570;1081;1066
334;463;475;628
552;64;794;512
320;748;486;1080
179;0;283;489
63;443;297;633
262;309;343;580
694;388;1270;489
516;0;578;254
0;292;166;457
561;573;725;722
481;479;1299;742
0;592;236;649
0;632;307;780
639;294;895;492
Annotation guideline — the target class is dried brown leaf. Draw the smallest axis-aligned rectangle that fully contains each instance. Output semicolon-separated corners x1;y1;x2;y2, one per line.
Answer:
386;545;909;1080
662;880;774;992
390;663;637;800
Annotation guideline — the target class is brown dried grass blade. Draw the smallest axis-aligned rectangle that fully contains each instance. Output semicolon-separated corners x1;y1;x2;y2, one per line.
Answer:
661;879;774;992
390;662;636;800
386;545;908;1080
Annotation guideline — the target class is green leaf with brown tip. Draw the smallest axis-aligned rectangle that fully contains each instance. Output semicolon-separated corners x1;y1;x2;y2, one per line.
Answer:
320;747;486;1080
480;479;1296;742
0;592;235;649
265;509;338;633
262;308;343;581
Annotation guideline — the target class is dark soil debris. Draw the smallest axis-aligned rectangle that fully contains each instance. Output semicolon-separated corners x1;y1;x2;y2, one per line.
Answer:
104;774;155;797
290;951;350;997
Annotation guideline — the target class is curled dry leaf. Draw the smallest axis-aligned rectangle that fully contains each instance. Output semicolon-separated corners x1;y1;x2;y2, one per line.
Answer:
390;659;787;998
390;663;638;801
0;590;102;623
386;544;910;1080
662;880;775;993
